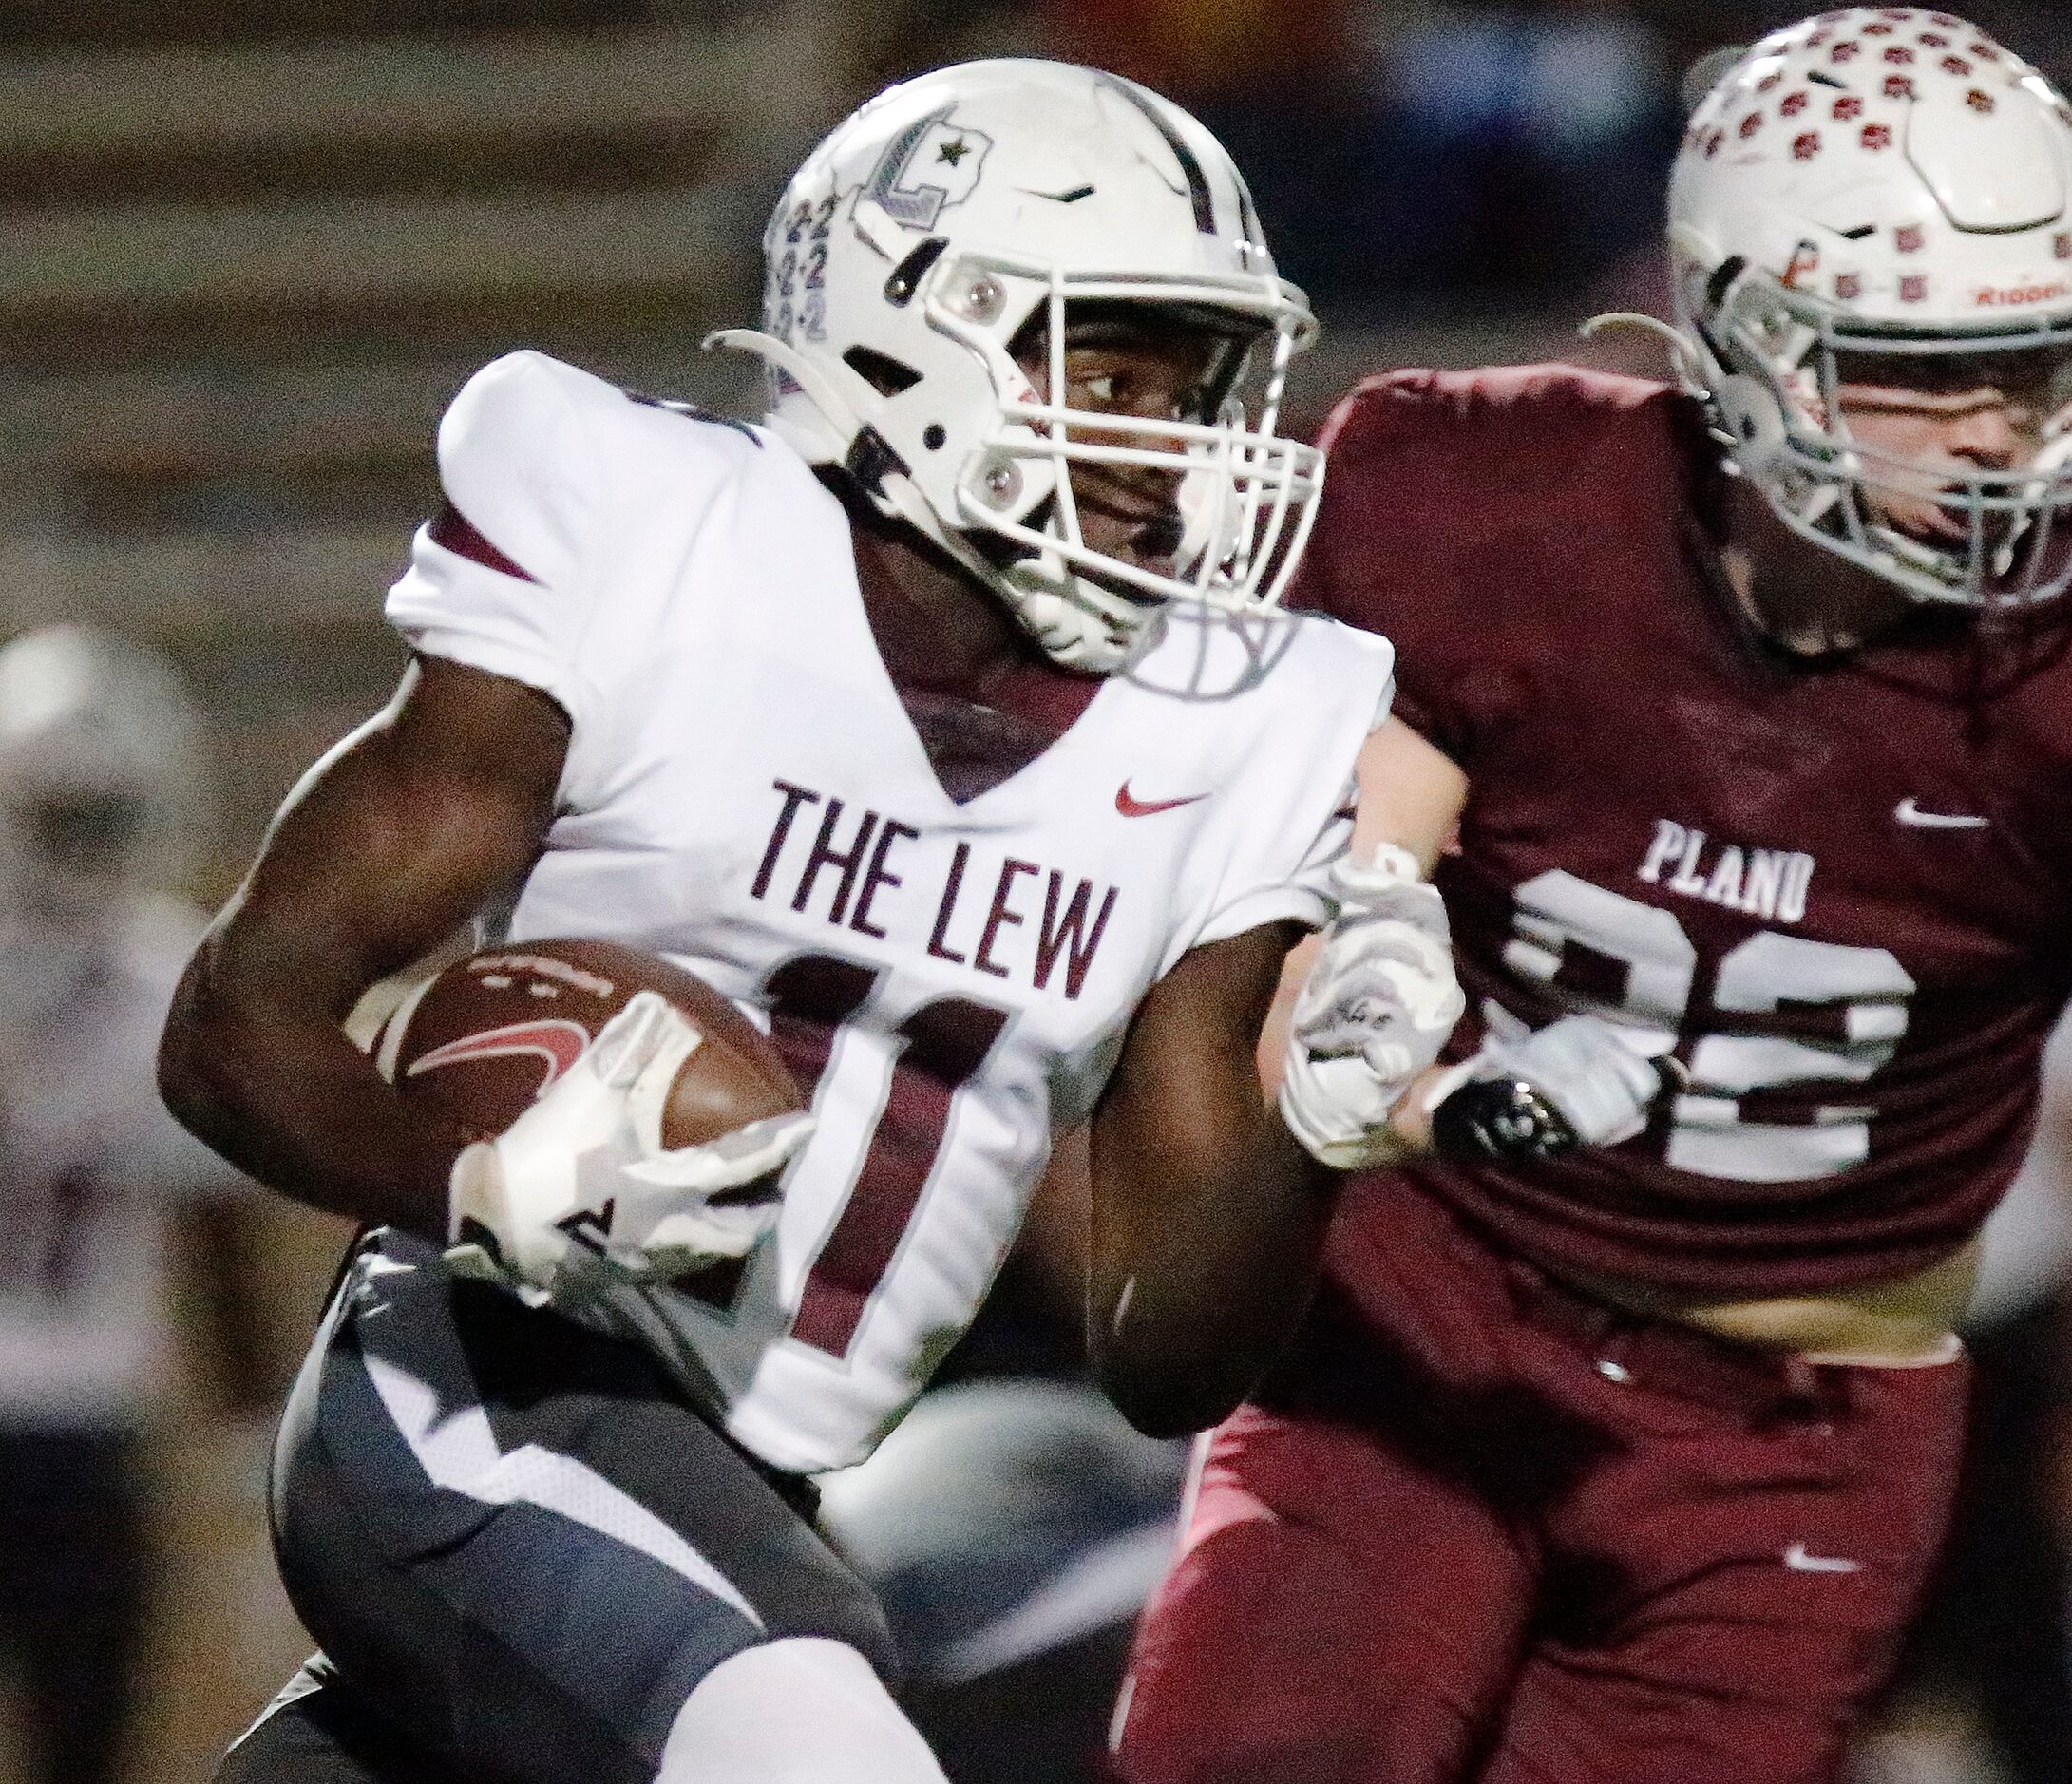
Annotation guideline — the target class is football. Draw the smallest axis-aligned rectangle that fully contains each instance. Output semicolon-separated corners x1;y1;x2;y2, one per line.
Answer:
371;938;804;1146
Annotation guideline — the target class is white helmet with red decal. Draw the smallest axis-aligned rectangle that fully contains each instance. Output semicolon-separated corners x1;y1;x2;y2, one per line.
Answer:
708;58;1321;674
1670;8;2072;608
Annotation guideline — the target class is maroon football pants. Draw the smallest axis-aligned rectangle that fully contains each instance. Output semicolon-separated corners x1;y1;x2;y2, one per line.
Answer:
1112;1184;1969;1784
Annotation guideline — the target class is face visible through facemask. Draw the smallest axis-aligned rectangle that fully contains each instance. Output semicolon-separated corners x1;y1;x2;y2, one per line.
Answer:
1004;301;1266;604
1832;342;2072;572
0;788;153;1040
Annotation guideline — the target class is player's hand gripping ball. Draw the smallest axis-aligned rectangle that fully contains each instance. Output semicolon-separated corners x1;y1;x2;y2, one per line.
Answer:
1279;844;1468;1169
371;940;811;1305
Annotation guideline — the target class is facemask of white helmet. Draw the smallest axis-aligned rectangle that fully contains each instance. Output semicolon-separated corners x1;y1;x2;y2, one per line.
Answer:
1663;7;2072;612
710;59;1325;674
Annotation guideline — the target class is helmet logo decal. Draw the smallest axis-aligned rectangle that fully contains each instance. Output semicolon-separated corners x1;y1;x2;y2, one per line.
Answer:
864;108;995;230
1973;280;2070;306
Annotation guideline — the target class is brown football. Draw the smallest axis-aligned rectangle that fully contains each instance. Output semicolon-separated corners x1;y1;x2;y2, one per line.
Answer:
372;938;803;1146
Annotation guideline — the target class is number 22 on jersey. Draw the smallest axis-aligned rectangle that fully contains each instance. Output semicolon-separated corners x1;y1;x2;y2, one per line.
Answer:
1504;869;1914;1184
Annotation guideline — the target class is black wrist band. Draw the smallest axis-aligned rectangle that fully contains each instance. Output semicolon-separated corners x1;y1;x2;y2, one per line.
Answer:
1430;1076;1579;1163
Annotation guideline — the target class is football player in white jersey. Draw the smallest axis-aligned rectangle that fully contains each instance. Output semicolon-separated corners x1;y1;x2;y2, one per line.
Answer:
162;60;1467;1784
0;626;262;1784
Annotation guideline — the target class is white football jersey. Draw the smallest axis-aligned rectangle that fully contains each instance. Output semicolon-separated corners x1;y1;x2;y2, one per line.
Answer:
0;895;241;1426
389;351;1395;1473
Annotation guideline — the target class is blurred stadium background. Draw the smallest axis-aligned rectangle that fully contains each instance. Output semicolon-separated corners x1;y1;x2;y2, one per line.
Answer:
0;1;2068;1779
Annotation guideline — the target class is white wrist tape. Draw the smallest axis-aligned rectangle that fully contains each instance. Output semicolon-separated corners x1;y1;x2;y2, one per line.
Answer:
1278;845;1466;1169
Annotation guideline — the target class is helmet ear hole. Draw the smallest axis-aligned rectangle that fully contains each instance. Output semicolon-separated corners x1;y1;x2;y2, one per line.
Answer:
842;347;922;396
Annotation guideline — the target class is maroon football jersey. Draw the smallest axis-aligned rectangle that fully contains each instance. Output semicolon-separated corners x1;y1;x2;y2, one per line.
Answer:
1297;364;2072;1296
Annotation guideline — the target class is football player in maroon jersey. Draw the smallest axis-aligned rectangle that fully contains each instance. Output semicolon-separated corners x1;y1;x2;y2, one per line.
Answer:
1113;11;2072;1783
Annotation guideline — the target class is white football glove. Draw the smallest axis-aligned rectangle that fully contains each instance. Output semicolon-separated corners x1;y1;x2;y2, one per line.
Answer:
444;991;814;1306
1426;1006;1676;1160
1279;844;1468;1169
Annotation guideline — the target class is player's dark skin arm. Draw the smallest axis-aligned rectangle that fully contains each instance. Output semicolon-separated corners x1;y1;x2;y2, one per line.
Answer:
158;657;568;1238
1089;918;1333;1438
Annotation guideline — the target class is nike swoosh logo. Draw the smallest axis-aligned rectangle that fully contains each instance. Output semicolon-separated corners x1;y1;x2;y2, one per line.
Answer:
1894;798;1989;830
1784;1542;1861;1574
1116;783;1209;819
407;1018;592;1096
1021;183;1096;203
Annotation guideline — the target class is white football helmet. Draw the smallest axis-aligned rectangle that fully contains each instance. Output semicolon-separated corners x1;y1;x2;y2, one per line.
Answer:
1670;9;2072;609
709;58;1323;674
0;624;203;907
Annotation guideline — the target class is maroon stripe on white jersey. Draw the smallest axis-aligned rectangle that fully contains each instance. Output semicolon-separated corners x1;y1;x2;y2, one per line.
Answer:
428;499;542;584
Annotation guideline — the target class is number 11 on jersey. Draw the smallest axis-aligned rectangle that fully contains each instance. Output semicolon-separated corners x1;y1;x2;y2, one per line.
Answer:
758;953;1011;1357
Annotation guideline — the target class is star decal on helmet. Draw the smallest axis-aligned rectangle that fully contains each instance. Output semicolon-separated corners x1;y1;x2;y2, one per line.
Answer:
864;108;996;230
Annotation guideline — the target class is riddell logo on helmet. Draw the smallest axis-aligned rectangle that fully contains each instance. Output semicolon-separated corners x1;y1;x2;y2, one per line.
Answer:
1972;280;2071;307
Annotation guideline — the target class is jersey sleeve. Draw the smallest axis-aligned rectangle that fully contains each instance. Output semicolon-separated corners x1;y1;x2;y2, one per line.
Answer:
1292;371;1484;764
1187;618;1397;951
1293;365;1687;771
385;351;614;732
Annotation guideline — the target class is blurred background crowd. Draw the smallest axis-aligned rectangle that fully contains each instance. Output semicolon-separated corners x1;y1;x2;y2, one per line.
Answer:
2;1;2070;1781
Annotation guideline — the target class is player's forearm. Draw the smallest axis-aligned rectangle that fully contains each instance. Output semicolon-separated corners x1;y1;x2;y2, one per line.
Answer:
160;948;464;1239
1089;1093;1336;1439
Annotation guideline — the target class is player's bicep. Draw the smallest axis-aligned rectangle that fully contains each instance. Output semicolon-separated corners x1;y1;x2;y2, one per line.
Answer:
1350;715;1468;874
203;655;569;1018
1089;920;1328;1433
1091;923;1301;1264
